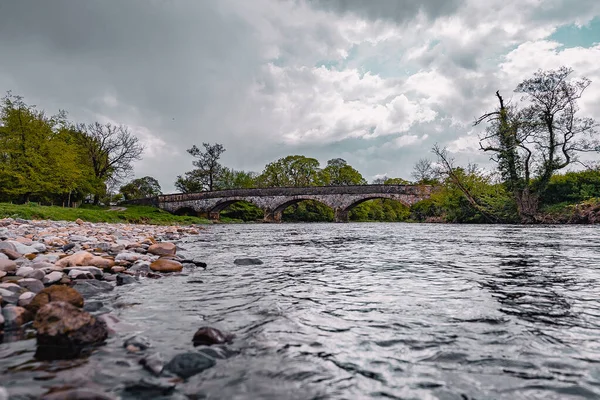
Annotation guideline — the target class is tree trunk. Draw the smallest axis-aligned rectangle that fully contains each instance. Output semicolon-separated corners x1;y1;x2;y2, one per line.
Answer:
515;188;539;223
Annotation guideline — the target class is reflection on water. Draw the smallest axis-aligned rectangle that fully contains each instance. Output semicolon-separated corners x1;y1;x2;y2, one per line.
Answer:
1;223;600;399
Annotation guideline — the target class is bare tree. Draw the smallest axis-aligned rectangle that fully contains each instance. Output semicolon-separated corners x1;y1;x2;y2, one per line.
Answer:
411;158;437;183
78;122;144;204
475;67;598;221
186;142;225;191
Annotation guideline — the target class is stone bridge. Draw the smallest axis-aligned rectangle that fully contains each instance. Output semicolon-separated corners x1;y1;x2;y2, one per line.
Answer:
154;185;432;223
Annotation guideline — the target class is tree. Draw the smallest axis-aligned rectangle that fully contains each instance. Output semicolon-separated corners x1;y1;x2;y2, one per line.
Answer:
77;122;144;204
257;155;321;187
320;158;366;185
476;67;599;222
412;158;437;183
185;143;225;191
217;168;257;189
120;176;162;200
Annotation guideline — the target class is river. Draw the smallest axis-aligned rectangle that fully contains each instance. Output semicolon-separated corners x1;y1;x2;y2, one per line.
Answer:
2;223;600;399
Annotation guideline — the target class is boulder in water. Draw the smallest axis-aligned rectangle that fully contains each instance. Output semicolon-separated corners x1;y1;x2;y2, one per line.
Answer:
26;285;84;316
34;301;108;360
233;258;263;266
192;326;234;346
164;352;215;379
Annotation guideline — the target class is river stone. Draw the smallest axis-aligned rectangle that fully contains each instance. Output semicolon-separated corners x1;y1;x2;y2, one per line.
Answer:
72;280;114;299
233;258;264;265
31;261;56;270
0;248;22;260
164;352;216;379
129;261;150;274
111;266;126;273
147;242;176;257
62;243;76;252
192;326;234;346
150;259;182;273
88;256;115;270
0;253;7;261
7;241;40;255
0;242;17;253
2;305;32;327
43;271;64;285
0;271;6;279
0;282;21;292
0;259;17;273
18;291;36;307
115;252;144;262
16;266;34;277
0;288;18;304
34;301;108;360
26;285;84;316
18;278;45;293
68;269;95;280
30;242;47;253
56;251;94;268
116;274;137;286
140;352;164;376
40;389;116;400
65;266;103;278
124;335;151;352
25;269;45;280
124;378;176;397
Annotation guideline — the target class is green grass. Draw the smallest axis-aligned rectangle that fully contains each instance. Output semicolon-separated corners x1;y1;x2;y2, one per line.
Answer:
0;203;210;225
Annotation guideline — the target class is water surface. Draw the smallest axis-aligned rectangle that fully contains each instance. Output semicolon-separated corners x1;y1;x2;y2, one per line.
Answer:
2;223;600;399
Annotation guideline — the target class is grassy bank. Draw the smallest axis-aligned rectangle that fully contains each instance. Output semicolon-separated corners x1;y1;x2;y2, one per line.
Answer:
0;203;210;225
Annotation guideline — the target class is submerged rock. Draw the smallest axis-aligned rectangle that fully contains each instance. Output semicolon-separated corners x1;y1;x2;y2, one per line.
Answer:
116;274;137;286
2;305;32;328
192;326;234;346
123;335;151;352
40;388;116;400
164;352;216;379
27;285;84;316
124;378;176;396
233;258;263;266
34;301;108;360
72;280;113;299
140;352;165;376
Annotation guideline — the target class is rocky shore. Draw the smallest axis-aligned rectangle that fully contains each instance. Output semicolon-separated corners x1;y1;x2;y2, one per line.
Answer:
0;217;235;399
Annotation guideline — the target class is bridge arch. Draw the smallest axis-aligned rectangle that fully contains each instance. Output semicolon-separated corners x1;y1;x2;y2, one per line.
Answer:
267;197;335;222
208;198;263;221
173;206;198;216
336;195;412;222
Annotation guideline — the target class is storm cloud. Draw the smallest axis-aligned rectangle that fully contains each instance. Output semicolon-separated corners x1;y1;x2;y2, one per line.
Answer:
0;0;598;191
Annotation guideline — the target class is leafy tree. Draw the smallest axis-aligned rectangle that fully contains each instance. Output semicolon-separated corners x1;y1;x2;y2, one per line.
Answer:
180;143;225;192
217;168;257;189
257;155;321;187
475;67;599;222
319;158;366;185
77;122;144;204
120;176;162;200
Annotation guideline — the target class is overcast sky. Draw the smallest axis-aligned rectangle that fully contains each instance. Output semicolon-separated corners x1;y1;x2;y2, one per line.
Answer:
1;0;599;192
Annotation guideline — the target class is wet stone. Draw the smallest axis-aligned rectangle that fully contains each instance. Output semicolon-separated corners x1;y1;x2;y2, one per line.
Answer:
123;335;151;352
40;388;116;400
192;326;234;346
233;258;263;266
26;285;84;316
83;300;105;313
72;280;114;299
124;378;176;397
18;278;45;294
164;352;216;379
140;352;165;376
116;273;137;286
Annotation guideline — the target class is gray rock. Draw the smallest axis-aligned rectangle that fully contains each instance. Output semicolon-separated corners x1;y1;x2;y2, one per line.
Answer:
18;278;44;294
164;352;216;379
43;271;63;285
18;291;36;307
124;335;151;351
124;378;176;396
72;280;114;298
0;253;8;260
31;262;55;270
0;242;17;253
115;252;144;262
233;258;264;265
0;259;17;273
0;271;6;279
69;235;91;242
83;300;104;312
116;274;137;286
129;261;150;274
0;288;18;304
6;241;39;254
30;242;47;253
16;266;34;277
140;352;164;376
68;269;95;280
64;266;103;279
0;282;21;293
25;269;45;280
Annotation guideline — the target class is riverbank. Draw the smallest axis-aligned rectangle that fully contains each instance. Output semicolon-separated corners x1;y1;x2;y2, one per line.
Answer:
0;216;227;399
0;203;210;225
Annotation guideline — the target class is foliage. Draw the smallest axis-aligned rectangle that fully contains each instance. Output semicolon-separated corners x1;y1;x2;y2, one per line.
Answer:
120;176;162;200
257;155;322;187
320;158;366;185
176;143;225;192
0;203;209;225
476;67;599;221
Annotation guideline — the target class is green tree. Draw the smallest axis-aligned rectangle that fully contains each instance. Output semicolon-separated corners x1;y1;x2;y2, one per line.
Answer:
476;67;599;222
178;143;225;192
319;158;366;185
217;168;257;189
120;176;162;200
257;155;321;187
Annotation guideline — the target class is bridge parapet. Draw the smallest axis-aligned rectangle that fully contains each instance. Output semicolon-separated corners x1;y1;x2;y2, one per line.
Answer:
156;184;433;222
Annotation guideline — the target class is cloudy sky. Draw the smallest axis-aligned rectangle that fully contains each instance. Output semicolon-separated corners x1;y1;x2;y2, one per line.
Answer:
1;0;599;192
